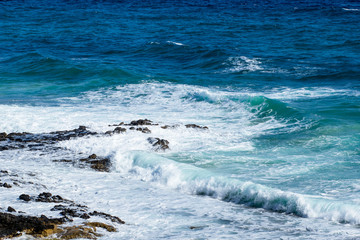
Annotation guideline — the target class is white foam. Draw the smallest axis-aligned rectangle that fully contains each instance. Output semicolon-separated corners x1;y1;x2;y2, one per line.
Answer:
1;82;360;238
52;130;360;226
166;41;185;46
4;83;346;152
224;56;263;73
263;87;360;100
343;8;360;11
108;151;360;225
3;150;357;239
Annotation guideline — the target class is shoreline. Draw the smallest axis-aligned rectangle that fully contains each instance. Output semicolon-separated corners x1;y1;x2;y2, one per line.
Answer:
0;119;207;239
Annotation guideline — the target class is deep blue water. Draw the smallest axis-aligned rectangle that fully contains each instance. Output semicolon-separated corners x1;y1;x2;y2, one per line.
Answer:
1;0;359;102
1;0;360;238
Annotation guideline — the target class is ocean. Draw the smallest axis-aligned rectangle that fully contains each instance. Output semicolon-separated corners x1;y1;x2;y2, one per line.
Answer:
0;0;360;239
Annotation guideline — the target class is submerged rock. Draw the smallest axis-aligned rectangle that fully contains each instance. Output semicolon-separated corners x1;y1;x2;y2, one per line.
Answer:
113;127;126;134
105;127;126;135
136;127;151;133
0;132;7;141
1;183;12;188
89;211;125;224
147;137;170;151
160;125;179;129
185;124;208;129
80;154;111;172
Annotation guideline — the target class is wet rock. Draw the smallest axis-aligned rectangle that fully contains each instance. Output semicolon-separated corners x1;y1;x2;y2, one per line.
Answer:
109;122;124;127
185;124;208;129
160;125;178;129
78;126;87;131
36;192;64;203
105;127;126;135
19;194;31;202
0;145;25;151
53;159;73;163
128;119;154;126
0;126;98;152
113;127;126;134
89;211;125;224
90;159;111;172
13;182;20;186
147;137;170;151
0;146;9;151
51;205;90;220
86;222;117;232
0;132;7;141
189;225;207;230
57;225;100;239
7;206;16;213
136;127;151;134
80;154;111;172
0;212;66;239
1;183;12;188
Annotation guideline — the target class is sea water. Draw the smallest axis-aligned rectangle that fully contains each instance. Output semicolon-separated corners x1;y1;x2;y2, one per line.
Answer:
0;1;360;239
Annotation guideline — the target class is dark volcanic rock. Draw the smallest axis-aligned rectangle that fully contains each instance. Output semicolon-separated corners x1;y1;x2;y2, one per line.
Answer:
51;205;123;223
19;194;31;202
36;192;64;203
90;159;111;172
160;125;179;129
80;154;111;172
147;137;170;151
105;127;126;135
0;212;66;239
51;205;90;220
108;122;124;127
136;127;151;134
0;126;98;152
113;127;126;134
7;206;16;213
1;183;12;188
89;211;125;224
128;119;155;126
0;132;7;141
185;124;208;130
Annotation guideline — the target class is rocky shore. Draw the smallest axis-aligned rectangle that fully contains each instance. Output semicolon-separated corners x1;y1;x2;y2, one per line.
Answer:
0;119;208;239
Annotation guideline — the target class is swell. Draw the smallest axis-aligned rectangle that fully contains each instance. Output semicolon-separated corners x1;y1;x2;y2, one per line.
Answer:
117;152;360;225
0;52;139;103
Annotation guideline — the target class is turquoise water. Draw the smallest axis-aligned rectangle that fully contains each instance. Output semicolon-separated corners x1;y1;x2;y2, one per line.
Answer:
1;1;360;238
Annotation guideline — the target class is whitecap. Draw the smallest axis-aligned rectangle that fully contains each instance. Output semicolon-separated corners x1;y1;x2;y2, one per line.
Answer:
224;56;263;73
166;41;185;46
343;8;360;11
